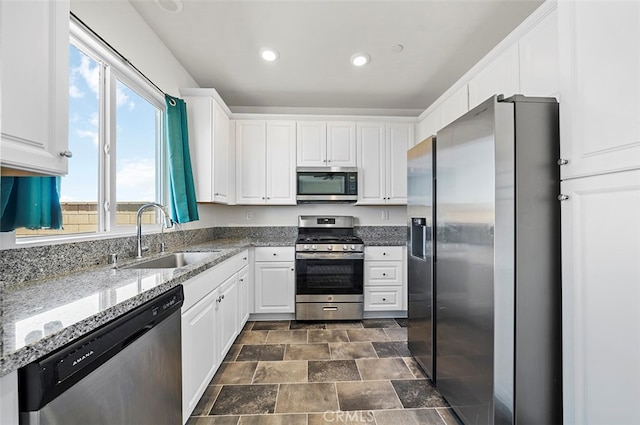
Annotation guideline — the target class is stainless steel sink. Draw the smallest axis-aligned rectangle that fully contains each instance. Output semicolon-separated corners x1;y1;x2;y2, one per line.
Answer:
122;251;219;269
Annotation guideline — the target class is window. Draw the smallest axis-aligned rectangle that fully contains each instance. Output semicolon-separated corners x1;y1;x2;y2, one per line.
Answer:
16;19;165;238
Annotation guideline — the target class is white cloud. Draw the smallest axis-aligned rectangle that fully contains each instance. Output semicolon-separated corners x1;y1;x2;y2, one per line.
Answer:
76;129;99;147
72;55;100;98
116;86;131;108
89;112;99;128
69;84;84;98
116;159;156;202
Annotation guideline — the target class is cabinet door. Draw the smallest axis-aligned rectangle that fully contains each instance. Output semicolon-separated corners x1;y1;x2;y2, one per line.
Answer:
468;43;520;109
297;122;326;167
254;262;295;313
357;123;386;204
216;274;239;361
386;123;413;204
327;122;357;167
236;120;266;204
558;1;640;179
1;0;69;175
364;286;402;311
560;170;640;425
238;266;251;327
184;96;214;201
212;101;230;203
519;7;559;98
266;121;296;205
181;291;217;423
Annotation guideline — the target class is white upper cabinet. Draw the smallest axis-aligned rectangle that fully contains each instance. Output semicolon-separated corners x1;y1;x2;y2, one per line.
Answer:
519;7;559;98
357;122;412;205
236;120;296;205
558;1;640;179
468;43;520;109
181;89;234;204
296;121;356;167
1;0;70;175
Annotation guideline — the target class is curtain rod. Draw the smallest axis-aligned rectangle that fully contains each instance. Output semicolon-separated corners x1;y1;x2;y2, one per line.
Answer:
70;11;168;99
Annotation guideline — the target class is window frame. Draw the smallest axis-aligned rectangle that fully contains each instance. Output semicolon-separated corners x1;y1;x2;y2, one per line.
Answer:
11;17;168;247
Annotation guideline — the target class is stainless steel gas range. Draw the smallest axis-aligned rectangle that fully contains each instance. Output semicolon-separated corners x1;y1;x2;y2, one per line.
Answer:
295;215;364;321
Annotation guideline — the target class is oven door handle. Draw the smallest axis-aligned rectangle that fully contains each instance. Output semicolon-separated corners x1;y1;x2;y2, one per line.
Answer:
295;252;364;260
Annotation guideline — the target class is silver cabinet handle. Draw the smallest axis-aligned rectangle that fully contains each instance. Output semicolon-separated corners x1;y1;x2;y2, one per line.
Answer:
558;194;570;201
60;150;73;158
557;159;569;165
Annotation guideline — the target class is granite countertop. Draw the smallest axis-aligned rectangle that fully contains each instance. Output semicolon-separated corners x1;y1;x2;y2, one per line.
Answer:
0;232;402;376
0;237;295;377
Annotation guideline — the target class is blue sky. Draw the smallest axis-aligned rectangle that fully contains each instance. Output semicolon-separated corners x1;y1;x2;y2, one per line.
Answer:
64;44;158;203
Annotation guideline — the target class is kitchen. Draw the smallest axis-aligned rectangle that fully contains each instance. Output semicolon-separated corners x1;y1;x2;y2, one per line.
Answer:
1;1;639;424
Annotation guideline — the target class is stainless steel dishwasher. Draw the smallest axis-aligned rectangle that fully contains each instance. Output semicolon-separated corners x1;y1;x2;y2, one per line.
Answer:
18;285;184;425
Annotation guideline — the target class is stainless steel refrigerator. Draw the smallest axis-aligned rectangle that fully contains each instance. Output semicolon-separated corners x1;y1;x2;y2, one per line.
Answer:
408;95;562;424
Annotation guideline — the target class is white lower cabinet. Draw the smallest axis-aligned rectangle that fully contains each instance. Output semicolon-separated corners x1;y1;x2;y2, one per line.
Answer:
180;250;249;423
364;246;406;312
254;247;295;314
560;170;640;425
237;265;251;326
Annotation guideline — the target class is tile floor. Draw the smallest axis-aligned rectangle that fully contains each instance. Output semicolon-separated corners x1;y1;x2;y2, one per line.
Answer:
187;318;461;425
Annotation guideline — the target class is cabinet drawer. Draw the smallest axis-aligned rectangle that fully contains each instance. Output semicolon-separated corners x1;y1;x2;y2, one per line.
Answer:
365;262;402;286
365;287;402;311
255;246;294;262
365;246;403;261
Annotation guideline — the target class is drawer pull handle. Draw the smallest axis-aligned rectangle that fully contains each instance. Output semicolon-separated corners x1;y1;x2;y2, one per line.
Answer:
382;298;387;302
383;252;387;256
382;273;386;276
273;253;277;256
323;306;338;311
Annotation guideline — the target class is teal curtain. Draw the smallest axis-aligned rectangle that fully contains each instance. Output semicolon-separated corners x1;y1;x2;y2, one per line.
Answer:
165;94;199;223
0;177;63;232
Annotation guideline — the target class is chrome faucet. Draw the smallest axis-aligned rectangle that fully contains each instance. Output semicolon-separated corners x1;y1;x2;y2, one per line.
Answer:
136;203;174;258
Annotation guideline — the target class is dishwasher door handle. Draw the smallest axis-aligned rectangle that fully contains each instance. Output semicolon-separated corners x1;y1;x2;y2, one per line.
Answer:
121;325;153;350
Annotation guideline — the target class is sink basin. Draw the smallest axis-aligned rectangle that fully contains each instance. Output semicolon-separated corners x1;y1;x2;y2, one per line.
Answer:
122;251;219;269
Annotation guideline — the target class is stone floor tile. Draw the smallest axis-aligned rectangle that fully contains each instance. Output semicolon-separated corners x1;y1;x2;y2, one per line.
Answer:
236;345;286;362
224;344;242;362
308;360;361;382
187;416;240;425
356;358;414;380
290;321;327;330
275;383;339;413
336;381;402;411
210;384;279;415
265;330;308;344
329;342;378;360
395;318;409;327
253;361;308;384
212;362;258;385
252;321;291;331
374;408;445;425
284;343;331;360
308;329;349;343
325;321;364;329
437;408;463;425
238;414;307;425
191;385;222;416
383;327;408;341
402;357;430;379
242;322;255;332
391;379;448;408
346;328;390;342
362;318;401;329
372;341;412;358
236;331;269;345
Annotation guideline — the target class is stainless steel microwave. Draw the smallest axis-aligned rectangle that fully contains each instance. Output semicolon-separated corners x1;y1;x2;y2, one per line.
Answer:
296;167;358;203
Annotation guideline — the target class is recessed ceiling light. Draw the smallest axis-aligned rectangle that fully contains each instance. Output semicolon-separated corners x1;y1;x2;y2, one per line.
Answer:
154;0;183;13
350;52;370;67
260;48;279;62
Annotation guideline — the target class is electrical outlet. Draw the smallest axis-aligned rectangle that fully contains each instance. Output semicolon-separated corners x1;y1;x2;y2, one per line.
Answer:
382;210;389;220
246;211;253;221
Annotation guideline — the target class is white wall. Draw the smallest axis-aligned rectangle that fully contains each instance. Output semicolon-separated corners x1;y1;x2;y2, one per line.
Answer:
198;204;407;227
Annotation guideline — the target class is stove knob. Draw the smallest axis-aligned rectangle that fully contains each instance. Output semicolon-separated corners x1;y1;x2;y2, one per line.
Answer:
343;245;348;251
351;245;356;250
303;244;309;250
327;245;333;251
311;245;317;251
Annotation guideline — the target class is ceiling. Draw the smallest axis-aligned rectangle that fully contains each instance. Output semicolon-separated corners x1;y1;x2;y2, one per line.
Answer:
130;0;544;116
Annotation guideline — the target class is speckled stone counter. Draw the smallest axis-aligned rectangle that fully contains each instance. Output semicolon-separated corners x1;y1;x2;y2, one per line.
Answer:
357;226;407;246
0;236;295;376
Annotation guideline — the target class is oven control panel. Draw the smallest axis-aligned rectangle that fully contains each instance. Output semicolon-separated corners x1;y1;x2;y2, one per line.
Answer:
296;244;364;252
